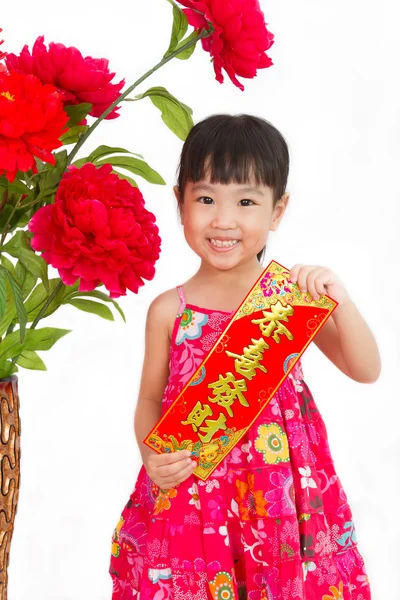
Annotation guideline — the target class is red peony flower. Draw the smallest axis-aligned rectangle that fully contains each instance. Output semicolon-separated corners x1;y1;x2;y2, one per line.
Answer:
28;163;162;298
5;36;125;119
177;0;274;91
0;71;68;182
0;28;6;61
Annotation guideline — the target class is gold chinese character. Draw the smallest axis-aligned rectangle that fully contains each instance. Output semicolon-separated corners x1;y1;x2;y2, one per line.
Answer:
225;337;269;380
208;372;249;417
181;400;213;433
198;413;228;443
251;300;294;343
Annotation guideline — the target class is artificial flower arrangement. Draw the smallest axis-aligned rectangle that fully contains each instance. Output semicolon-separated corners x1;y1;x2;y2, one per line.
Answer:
0;0;274;595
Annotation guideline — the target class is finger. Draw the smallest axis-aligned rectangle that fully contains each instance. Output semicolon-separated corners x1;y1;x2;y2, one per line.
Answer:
306;268;325;300
314;276;327;298
155;450;191;467
157;457;195;479
175;463;197;486
290;264;304;283
173;464;197;487
297;266;313;293
158;461;196;486
307;267;327;299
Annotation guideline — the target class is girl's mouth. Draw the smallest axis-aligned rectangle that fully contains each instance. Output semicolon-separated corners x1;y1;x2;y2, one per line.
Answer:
207;238;240;252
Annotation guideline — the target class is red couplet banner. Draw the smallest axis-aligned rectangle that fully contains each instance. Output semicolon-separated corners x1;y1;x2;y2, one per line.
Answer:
144;260;338;480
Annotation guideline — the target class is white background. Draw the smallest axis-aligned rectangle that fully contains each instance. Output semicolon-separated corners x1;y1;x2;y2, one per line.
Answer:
1;0;399;598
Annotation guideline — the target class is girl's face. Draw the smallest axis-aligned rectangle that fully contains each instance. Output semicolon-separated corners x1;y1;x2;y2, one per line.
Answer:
173;171;289;271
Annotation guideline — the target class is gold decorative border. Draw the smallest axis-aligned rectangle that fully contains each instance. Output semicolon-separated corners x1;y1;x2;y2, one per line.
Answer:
235;260;336;320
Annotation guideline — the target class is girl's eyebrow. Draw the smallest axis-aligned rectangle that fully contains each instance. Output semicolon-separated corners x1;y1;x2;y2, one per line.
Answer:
191;182;264;197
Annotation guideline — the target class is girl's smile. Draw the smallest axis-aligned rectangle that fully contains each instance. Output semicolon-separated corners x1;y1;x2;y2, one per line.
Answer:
207;237;240;252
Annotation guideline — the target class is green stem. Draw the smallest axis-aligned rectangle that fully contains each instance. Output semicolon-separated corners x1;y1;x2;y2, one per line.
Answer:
0;193;24;246
10;279;64;366
66;26;212;166
0;189;8;216
30;280;64;329
12;194;51;213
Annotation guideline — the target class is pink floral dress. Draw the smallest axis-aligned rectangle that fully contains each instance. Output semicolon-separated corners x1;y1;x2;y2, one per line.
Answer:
109;285;371;600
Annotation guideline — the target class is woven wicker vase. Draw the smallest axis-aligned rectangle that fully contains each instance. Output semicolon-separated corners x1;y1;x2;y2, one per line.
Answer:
0;375;21;600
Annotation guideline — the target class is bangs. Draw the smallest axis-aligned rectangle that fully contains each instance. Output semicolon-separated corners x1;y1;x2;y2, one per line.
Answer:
176;114;289;204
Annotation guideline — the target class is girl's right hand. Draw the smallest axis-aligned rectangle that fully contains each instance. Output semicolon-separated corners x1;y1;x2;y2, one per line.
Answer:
144;449;197;489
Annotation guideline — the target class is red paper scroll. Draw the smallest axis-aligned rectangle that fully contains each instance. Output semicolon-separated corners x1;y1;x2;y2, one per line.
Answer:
144;260;338;480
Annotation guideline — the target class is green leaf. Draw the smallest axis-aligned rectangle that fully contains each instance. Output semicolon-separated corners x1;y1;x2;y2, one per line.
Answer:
63;103;93;127
1;230;29;255
88;145;144;163
173;30;198;60
0;198;33;233
164;0;188;58
17;170;33;186
2;229;31;251
33;188;57;204
70;158;89;169
0;327;71;362
0;190;36;233
12;278;66;325
111;170;138;188
0;176;31;195
72;145;144;169
38;150;68;194
0;360;19;379
3;238;49;292
15;261;38;301
65;298;114;321
96;156;166;185
0;276;17;337
16;349;47;371
1;266;27;342
60;125;89;145
33;157;46;173
0;255;15;275
15;213;31;228
64;289;126;322
0;239;37;334
133;86;193;141
0;204;14;231
0;268;6;320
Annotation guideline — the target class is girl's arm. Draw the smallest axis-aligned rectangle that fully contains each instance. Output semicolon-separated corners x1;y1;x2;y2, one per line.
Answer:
313;300;381;383
290;264;381;384
133;291;198;488
134;293;172;464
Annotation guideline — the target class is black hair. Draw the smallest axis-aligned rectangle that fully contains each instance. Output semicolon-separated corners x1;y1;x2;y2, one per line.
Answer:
174;113;290;264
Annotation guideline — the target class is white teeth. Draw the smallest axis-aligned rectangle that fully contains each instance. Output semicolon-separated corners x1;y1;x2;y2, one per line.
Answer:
209;238;239;248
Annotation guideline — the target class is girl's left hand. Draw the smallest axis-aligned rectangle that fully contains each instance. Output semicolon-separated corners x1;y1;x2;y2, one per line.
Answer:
289;264;351;305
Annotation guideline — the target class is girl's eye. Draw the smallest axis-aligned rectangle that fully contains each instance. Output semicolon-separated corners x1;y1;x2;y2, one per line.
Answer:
197;197;255;206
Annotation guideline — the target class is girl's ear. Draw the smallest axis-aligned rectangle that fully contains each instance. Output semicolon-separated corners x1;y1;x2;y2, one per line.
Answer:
173;185;184;223
270;192;289;231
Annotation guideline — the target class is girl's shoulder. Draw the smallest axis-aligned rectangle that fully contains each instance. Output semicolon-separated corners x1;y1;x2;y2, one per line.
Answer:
148;286;181;341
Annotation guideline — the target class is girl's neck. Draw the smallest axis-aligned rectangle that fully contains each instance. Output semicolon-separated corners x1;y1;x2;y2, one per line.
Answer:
196;257;265;287
184;257;266;311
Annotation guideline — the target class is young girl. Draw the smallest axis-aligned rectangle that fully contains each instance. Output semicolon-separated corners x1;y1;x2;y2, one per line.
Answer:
109;114;380;600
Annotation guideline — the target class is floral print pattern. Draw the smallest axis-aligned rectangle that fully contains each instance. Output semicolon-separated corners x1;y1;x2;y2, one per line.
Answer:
175;308;209;345
109;289;371;599
235;472;268;520
254;422;290;464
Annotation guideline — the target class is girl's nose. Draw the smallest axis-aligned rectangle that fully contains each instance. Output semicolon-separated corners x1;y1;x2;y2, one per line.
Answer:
210;208;238;229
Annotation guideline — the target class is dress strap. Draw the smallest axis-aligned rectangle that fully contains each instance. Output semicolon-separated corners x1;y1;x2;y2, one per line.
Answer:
176;285;186;318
